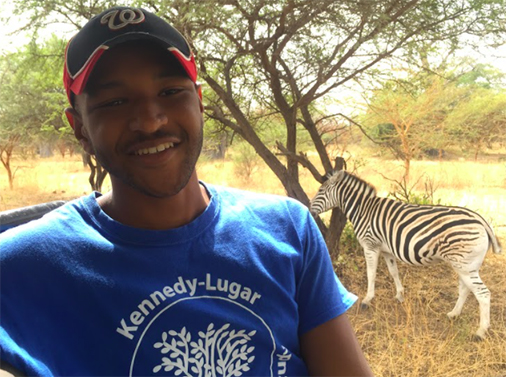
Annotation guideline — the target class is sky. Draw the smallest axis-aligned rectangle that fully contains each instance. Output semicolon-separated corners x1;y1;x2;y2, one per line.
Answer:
0;1;75;55
1;2;505;73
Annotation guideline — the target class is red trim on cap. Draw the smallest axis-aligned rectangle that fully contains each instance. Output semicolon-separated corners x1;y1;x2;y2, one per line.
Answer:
64;46;107;107
65;110;75;129
170;50;198;83
71;49;106;96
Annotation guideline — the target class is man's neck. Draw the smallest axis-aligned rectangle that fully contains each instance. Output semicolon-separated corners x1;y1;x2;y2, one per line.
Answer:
96;176;210;230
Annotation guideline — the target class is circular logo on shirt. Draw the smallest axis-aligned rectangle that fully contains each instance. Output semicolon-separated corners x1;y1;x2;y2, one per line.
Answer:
129;296;276;376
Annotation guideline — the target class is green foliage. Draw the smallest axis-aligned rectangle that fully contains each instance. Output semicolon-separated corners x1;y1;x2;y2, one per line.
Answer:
0;34;72;186
362;61;506;174
339;222;361;254
335;222;362;273
445;87;506;158
0;35;69;150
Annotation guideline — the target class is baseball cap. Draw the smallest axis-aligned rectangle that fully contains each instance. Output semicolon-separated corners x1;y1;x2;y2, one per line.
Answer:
63;6;197;106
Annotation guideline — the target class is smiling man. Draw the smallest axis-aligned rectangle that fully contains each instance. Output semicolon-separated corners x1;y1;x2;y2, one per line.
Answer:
0;6;373;377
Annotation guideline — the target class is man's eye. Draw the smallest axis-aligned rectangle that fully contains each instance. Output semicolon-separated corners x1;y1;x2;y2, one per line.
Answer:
103;99;124;107
160;88;181;96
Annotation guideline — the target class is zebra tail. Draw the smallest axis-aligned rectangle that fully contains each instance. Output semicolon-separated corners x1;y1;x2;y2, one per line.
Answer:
492;236;502;254
471;210;503;254
485;224;502;254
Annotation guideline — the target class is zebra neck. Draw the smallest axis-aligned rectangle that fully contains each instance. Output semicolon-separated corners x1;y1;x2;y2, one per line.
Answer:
341;186;375;226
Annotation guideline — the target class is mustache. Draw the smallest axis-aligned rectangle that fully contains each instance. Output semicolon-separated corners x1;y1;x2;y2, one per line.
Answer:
128;130;185;143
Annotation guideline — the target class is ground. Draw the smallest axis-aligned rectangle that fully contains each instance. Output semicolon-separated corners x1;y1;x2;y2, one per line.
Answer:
339;247;506;377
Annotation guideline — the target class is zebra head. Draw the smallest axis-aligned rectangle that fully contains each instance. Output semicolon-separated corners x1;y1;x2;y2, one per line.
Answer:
309;170;347;216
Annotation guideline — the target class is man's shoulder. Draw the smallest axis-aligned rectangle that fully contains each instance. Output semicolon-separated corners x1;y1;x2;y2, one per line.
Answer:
207;184;310;222
0;195;90;249
210;184;303;208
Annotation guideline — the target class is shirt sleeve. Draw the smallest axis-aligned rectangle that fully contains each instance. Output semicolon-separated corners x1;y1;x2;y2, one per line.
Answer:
292;205;357;334
0;229;54;377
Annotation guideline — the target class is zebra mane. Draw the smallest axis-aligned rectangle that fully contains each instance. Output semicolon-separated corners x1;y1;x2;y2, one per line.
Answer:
328;170;377;197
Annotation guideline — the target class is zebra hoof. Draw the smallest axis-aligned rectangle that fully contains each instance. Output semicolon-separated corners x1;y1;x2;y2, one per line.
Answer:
472;328;487;342
447;312;458;320
471;334;485;342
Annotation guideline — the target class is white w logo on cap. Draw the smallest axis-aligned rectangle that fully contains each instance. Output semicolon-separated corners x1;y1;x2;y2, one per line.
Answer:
101;8;145;30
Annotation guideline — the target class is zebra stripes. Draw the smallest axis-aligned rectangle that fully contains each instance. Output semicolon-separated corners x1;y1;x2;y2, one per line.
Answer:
310;170;502;340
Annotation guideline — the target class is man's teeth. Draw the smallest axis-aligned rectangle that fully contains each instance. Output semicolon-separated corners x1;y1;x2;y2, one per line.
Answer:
135;142;174;155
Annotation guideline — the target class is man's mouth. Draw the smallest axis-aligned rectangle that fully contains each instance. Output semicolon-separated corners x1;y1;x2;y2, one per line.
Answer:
134;142;175;156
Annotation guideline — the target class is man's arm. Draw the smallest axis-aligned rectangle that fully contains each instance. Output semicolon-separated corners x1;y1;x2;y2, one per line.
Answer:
300;313;374;376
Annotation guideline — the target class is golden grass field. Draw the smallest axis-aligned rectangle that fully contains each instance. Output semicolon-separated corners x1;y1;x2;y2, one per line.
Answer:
1;152;505;377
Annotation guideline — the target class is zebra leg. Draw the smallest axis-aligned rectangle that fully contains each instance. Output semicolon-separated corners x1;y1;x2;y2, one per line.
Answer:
455;271;490;340
382;253;404;303
361;248;380;309
447;277;470;319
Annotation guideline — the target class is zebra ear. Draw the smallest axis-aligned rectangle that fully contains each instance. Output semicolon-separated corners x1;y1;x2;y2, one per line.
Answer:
323;169;337;181
324;169;342;182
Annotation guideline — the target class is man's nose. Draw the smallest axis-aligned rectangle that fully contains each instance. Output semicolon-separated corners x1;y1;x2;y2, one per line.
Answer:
128;98;168;133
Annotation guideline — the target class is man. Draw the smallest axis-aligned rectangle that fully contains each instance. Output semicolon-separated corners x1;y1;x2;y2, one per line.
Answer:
0;6;373;376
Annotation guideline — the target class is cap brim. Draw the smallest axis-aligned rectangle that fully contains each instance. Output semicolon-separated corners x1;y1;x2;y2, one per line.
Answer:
65;34;197;100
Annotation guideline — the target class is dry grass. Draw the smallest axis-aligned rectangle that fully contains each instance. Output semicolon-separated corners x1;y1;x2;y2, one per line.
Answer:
339;251;506;377
1;153;505;377
0;156;100;211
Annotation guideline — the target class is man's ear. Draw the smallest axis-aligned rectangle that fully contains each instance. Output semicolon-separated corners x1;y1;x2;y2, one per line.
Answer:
195;83;204;113
64;107;94;155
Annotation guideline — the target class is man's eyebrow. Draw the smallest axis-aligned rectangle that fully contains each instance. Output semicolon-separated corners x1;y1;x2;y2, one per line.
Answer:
86;81;123;97
155;69;187;80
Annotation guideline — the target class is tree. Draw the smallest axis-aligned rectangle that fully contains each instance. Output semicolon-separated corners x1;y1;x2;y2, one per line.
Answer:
0;32;113;191
362;76;454;179
0;36;70;188
446;63;506;158
362;62;506;175
9;0;506;258
162;0;506;256
445;88;506;159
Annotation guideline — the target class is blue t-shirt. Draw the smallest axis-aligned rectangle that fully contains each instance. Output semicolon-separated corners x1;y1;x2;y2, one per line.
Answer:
0;184;356;376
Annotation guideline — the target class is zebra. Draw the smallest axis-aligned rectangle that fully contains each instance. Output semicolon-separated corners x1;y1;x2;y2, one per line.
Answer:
309;170;502;340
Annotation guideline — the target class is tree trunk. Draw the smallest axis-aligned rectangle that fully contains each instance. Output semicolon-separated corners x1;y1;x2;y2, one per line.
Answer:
404;158;410;181
0;139;18;190
324;156;348;260
326;209;348;261
38;143;53;158
218;133;227;159
5;163;14;190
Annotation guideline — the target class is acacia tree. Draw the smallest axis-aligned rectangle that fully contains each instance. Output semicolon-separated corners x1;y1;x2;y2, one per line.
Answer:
362;62;506;177
0;52;26;189
10;0;506;257
0;37;70;189
159;0;506;256
446;88;506;159
362;76;457;180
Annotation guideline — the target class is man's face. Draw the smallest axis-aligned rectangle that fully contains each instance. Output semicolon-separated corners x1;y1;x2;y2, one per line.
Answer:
71;42;204;198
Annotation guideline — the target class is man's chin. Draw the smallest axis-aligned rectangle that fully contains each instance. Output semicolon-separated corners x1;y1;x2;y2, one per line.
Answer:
126;180;189;199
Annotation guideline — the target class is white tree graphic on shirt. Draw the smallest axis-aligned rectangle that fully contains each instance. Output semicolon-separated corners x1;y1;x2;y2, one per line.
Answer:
152;323;256;377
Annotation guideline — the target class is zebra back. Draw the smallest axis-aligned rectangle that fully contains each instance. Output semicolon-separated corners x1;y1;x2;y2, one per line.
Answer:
310;171;502;264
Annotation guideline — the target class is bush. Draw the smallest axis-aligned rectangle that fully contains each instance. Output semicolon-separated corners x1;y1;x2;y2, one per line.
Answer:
388;175;442;205
231;142;260;180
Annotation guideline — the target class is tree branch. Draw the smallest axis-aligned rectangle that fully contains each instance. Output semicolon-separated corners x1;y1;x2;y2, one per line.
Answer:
275;141;325;183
